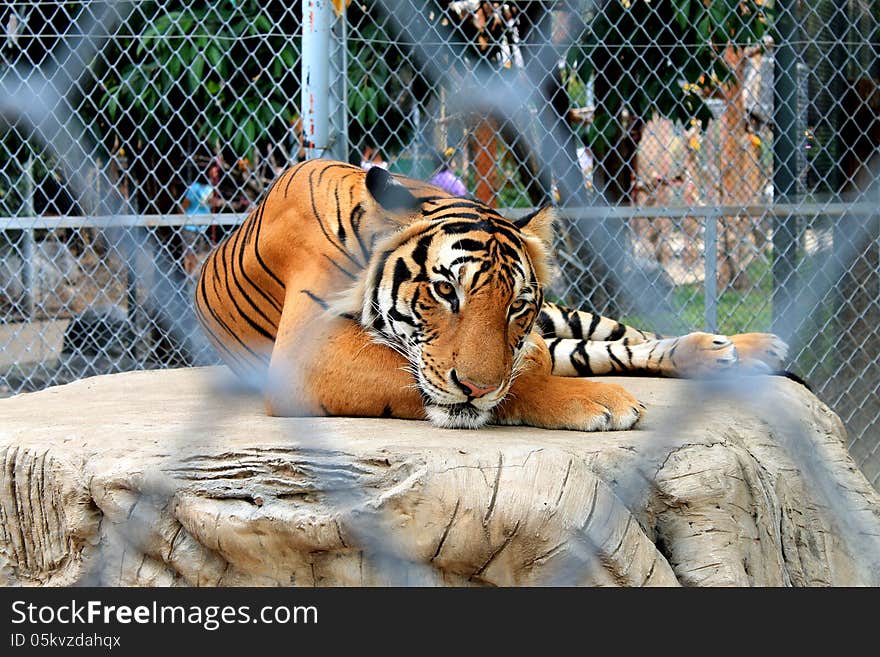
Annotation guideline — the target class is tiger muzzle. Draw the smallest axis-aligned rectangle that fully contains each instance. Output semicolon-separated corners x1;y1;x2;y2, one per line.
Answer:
450;369;502;399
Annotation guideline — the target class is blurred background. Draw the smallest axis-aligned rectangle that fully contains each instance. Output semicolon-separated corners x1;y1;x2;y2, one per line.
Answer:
1;0;878;485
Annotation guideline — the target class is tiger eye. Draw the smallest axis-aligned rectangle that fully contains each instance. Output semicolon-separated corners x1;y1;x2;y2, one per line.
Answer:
510;299;528;314
434;281;455;298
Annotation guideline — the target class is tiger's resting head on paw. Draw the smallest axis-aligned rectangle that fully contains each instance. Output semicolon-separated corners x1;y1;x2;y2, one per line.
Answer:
334;167;556;429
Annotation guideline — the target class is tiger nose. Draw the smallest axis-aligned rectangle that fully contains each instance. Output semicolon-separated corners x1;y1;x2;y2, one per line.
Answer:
451;370;501;399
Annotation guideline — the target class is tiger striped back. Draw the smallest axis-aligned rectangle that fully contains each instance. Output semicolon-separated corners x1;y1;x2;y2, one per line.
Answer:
195;159;452;382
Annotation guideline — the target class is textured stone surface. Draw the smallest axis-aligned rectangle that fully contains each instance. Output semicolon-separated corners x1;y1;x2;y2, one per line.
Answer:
1;367;878;587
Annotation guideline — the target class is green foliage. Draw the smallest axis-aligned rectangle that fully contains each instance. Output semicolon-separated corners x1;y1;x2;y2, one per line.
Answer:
0;131;56;217
98;1;298;157
344;3;428;159
573;0;773;156
621;256;774;335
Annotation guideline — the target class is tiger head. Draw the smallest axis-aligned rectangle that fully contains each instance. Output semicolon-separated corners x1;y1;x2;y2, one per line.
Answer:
341;167;555;429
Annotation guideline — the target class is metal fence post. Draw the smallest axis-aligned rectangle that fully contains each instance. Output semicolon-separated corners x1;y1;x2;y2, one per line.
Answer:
772;0;800;335
704;212;718;333
332;10;349;162
302;0;332;160
22;155;35;321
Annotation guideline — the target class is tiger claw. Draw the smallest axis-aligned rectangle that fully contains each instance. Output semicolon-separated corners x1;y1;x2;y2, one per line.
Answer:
730;333;789;370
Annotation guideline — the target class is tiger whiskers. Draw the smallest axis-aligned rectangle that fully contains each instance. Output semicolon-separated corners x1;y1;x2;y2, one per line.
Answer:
399;362;422;384
368;332;416;361
508;342;537;386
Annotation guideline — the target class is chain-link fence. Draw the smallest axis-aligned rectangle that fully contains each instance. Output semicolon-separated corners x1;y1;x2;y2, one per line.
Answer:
1;1;878;485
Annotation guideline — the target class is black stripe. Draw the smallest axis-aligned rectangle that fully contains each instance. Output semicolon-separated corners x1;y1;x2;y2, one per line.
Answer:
334;181;346;244
259;165;288;202
202;248;270;365
240;205;259;246
559;305;571;326
300;289;329;310
236;206;282;314
411;233;434;268
410;285;424;321
413;194;451;205
587;313;601;339
606;344;626;371
668;339;680;367
392;257;412;298
567;311;583;339
421;201;503;217
572;341;593;375
548;338;562;372
370;250;393;330
196;315;256;375
468;258;493;294
647;342;659;365
439;218;523;245
283;164;306;197
317;162;359;186
386;258;417;327
536;311;555;338
608;322;627;341
496;241;521;261
219;231;276;342
308;169;361;269
225;216;279;334
251;199;286;290
431;263;455;280
449;255;481;268
350;203;370;261
324;254;357;280
451;238;485;251
440;219;494;233
194;279;253;371
387;307;417;327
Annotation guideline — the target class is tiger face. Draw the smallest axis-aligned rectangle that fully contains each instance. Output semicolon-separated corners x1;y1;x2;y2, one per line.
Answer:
348;168;555;429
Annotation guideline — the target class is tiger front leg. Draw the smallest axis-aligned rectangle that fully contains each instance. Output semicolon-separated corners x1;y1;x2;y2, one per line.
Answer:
538;302;787;373
547;331;787;378
493;335;643;431
537;301;662;343
265;317;427;420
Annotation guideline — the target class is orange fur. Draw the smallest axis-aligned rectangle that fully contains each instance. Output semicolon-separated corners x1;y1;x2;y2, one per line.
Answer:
195;159;643;431
196;160;789;430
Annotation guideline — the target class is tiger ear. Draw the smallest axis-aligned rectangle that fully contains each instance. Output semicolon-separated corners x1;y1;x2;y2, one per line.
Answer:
366;166;421;213
512;205;556;286
513;205;556;247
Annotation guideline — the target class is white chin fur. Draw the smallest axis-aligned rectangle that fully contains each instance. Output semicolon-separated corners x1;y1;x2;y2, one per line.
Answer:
425;404;491;429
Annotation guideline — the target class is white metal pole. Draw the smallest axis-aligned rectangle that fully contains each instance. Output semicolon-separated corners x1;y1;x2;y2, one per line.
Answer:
704;212;718;334
23;155;35;320
302;0;331;160
339;12;349;162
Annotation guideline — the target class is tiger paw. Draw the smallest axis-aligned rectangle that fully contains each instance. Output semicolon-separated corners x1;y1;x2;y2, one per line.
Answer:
671;332;741;376
730;333;788;372
579;380;645;431
496;377;643;432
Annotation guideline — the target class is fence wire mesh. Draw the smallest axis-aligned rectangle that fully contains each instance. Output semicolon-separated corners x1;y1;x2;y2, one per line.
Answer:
1;0;879;492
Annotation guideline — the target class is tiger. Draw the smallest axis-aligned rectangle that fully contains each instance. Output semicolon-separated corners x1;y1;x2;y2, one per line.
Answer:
195;158;788;431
